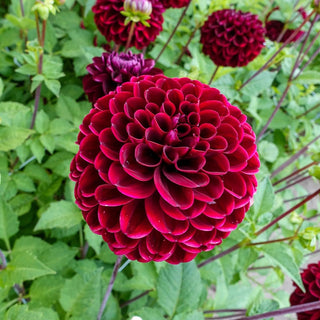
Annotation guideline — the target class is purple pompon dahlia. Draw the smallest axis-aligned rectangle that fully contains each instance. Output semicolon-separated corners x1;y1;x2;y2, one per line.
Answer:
92;0;165;49
266;7;306;43
83;50;163;104
290;262;320;320
70;74;260;264
200;9;265;67
161;0;190;9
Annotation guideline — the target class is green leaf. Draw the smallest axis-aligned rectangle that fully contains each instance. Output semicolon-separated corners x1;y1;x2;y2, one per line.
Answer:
12;172;36;192
0;78;3;97
0;101;31;127
295;71;320;85
35;110;50;134
242;71;276;96
39;134;55;153
0;199;19;244
34;200;82;231
129;307;164;320
252;178;275;219
157;261;202;318
5;305;59;320
48;118;74;135
59;268;102;319
0;127;33;151
173;311;205;320
84;224;102;255
3;251;55;286
30;138;45;163
15;63;37;76
260;243;304;291
259;141;279;163
29;275;65;307
44;151;74;177
44;79;61;97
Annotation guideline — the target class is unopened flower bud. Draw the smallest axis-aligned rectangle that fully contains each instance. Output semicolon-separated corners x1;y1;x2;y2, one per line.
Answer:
122;0;152;26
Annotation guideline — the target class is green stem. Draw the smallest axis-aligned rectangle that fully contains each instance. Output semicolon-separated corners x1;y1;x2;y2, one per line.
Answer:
155;2;191;63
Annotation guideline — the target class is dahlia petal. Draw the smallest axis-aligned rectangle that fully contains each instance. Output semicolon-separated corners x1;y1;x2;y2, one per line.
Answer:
98;205;120;232
135;143;162;167
145;127;164;153
181;200;207;218
227;145;249;171
111;112;129;142
190;215;216;231
100;128;122;161
85;207;104;234
242;152;260;174
127;123;145;143
163;166;209;188
114;232;139;249
79;134;100;164
134;109;152;128
161;101;177;117
80;110;97;135
200;123;217;140
159;198;188;221
175;155;206;173
90;111;112;136
163;146;189;164
120;201;153;239
210;136;228;151
194;176;224;202
165;245;197;264
124;97;146;119
224;172;247;198
95;184;132;206
309;281;320;299
200;100;229;117
167;88;184;109
108;162;155;199
94;152;112;183
241;133;257;157
145;87;166;105
119;143;154;181
145;194;189;235
200;109;221;127
184;229;217;247
146;230;175;256
109;92;133;114
203;152;230;174
154;167;194;209
208;192;235;215
218;123;239;153
152;112;173;132
79;165;103;197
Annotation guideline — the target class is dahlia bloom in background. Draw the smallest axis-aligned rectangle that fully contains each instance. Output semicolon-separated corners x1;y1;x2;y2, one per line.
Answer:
161;0;190;9
200;9;265;67
290;261;320;319
265;7;306;43
92;0;165;49
70;74;260;264
83;50;163;104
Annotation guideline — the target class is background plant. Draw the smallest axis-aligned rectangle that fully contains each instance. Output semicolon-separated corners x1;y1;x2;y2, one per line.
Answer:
0;0;320;319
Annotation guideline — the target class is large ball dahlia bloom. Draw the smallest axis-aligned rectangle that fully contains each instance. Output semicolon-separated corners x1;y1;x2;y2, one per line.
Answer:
92;0;165;49
161;0;190;9
83;51;162;104
200;9;265;67
290;262;320;320
70;74;260;264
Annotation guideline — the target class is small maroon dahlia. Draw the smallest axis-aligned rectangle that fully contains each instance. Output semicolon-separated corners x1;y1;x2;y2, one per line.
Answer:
265;7;306;43
161;0;190;9
92;0;165;49
70;74;260;264
83;50;163;104
290;262;320;320
200;9;265;67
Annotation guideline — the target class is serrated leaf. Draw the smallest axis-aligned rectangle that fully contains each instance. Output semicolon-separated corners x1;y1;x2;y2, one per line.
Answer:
260;243;304;291
252;178;275;219
59;269;102;319
4;251;55;285
29;275;65;307
0;199;19;243
35;110;50;134
34;200;82;231
12;172;36;192
48;118;74;135
259;141;279;163
242;71;276;96
0;127;33;151
44;79;61;97
157;261;202;317
44;151;74;177
5;305;59;320
30;138;45;162
0;101;31;127
39;134;55;153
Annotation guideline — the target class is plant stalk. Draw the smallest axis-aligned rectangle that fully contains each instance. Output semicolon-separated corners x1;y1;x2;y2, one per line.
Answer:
120;290;152;308
176;25;199;65
208;65;220;85
0;249;7;269
97;255;123;320
155;2;191;63
125;22;136;52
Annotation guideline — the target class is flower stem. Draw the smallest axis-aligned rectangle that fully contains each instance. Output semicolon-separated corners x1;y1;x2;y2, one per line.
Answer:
297;102;320;119
275;175;312;194
271;134;320;178
0;249;7;269
255;188;320;237
125;22;136;52
240;10;315;90
204;309;246;315
232;301;320;320
97;255;123;320
120;290;152;308
198;243;241;268
273;161;316;186
175;25;199;65
245;236;297;246
208;65;220;85
155;3;191;63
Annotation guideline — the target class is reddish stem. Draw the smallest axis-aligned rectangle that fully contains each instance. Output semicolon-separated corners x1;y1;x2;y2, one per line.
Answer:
176;26;199;65
120;290;152;308
125;22;135;52
208;65;220;85
246;236;297;246
297;102;320;119
255;188;320;237
275;175;312;194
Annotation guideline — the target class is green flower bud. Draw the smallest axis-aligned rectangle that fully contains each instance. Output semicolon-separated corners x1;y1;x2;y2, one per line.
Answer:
121;0;152;26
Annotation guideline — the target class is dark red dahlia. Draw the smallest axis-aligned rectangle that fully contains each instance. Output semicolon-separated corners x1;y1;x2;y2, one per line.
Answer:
161;0;190;9
70;74;260;264
92;0;165;49
290;262;320;320
265;7;306;43
83;50;163;104
200;9;265;67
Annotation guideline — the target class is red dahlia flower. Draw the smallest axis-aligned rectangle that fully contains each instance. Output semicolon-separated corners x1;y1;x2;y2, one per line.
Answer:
92;0;165;49
70;74;260;264
161;0;190;9
265;7;306;43
290;262;320;320
200;9;265;67
83;50;162;104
